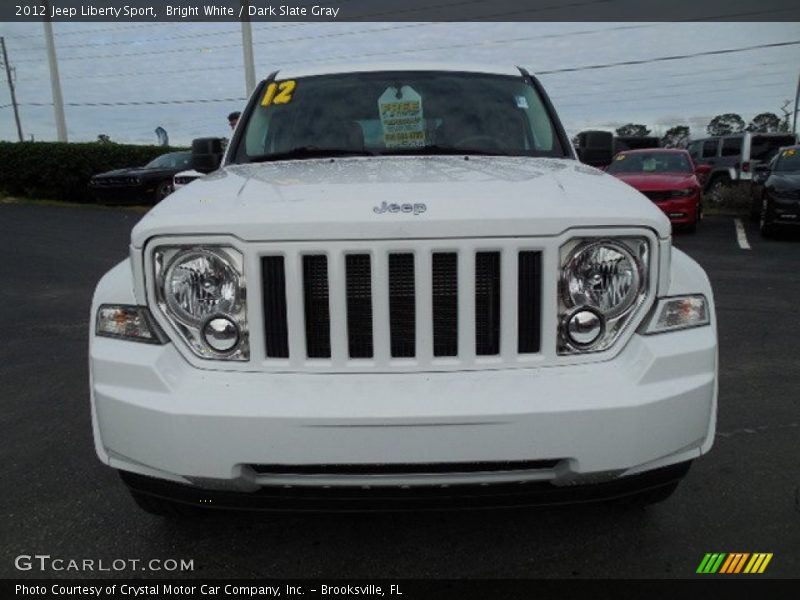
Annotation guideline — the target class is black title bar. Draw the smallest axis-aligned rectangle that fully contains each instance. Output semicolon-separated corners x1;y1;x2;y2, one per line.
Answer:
3;0;800;22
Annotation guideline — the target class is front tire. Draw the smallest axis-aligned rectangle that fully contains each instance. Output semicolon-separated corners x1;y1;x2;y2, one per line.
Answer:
760;200;777;238
707;176;729;206
153;180;173;204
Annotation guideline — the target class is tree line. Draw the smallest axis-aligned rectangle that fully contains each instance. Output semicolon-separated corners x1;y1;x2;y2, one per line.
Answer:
608;110;793;149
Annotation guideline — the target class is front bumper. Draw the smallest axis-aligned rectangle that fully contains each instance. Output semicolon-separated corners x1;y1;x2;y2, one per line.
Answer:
653;196;699;224
90;324;717;491
121;461;692;511
766;195;800;225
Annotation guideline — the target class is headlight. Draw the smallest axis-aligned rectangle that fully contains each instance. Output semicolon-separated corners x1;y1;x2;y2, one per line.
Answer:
154;246;249;360
164;249;240;327
559;237;649;354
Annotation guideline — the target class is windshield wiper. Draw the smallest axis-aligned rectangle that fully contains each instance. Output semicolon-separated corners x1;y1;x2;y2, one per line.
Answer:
250;147;375;162
377;145;515;157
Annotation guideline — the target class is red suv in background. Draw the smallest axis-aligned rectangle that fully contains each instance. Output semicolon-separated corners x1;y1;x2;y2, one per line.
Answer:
606;148;710;233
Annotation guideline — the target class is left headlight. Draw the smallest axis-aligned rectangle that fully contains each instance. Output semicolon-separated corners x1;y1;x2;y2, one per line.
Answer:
154;246;249;360
559;237;649;354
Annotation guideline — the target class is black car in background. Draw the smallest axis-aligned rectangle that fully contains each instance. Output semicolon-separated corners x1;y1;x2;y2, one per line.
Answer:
752;145;800;237
88;151;193;205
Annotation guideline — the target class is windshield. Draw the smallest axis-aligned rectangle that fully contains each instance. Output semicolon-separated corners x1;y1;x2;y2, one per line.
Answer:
774;148;800;172
751;135;797;162
606;152;692;174
145;152;192;169
232;71;565;162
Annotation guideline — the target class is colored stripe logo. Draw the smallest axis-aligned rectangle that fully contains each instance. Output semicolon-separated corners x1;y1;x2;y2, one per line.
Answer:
697;553;773;574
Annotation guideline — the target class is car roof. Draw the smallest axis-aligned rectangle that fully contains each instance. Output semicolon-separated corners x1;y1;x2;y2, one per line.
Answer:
274;62;525;79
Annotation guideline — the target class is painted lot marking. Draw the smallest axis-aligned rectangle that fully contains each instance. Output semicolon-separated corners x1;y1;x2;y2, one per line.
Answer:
734;218;751;250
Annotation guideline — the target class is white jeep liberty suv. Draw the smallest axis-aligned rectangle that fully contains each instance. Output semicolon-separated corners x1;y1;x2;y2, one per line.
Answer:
90;64;717;515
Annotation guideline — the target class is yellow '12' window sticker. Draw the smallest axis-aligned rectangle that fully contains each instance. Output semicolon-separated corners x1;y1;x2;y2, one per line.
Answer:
783;149;796;157
261;80;296;107
615;154;626;160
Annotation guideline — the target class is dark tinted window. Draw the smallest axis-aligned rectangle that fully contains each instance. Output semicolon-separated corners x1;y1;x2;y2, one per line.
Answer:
774;148;800;172
145;152;192;169
721;137;742;157
687;141;701;160
751;135;797;162
702;140;718;158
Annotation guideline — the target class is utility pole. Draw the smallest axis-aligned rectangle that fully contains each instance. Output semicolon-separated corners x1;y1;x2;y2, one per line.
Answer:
1;37;23;142
43;1;67;142
241;0;256;96
793;71;799;135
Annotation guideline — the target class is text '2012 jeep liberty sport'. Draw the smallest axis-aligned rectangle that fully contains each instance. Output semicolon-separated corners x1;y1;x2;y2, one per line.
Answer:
90;64;717;515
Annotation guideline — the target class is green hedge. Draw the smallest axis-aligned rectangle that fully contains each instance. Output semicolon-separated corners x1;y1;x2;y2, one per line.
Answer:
0;141;188;203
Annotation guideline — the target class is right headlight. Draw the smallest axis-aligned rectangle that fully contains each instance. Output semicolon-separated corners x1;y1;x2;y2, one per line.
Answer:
153;245;249;360
559;237;649;354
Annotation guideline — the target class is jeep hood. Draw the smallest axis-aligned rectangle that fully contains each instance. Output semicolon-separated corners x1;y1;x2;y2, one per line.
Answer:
131;156;670;248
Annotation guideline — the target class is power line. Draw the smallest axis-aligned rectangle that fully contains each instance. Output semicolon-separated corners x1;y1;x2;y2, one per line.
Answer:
12;22;655;80
13;21;656;64
537;41;800;75
270;38;800;71
16;96;246;108
554;82;794;108
550;70;795;99
543;59;800;87
6;71;794;113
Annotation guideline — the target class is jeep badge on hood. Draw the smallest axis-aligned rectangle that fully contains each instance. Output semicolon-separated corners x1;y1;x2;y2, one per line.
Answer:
373;201;427;215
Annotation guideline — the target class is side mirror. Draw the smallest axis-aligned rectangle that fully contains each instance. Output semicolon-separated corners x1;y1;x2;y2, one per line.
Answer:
694;164;712;176
575;130;614;168
753;164;770;183
191;137;224;174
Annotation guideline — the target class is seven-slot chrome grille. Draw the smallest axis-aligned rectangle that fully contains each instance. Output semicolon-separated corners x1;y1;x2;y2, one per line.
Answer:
260;241;542;371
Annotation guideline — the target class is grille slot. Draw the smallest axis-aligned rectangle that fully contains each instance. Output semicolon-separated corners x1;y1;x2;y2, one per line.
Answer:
643;190;671;201
517;251;542;354
261;256;289;358
432;253;458;357
475;251;501;355
345;254;374;358
302;255;331;358
389;253;416;358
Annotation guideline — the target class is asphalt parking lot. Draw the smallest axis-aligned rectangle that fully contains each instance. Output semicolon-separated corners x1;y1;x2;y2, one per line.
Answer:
1;203;798;579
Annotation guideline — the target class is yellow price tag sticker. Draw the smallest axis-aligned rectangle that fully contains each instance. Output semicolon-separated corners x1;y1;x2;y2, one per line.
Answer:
615;154;626;161
783;149;796;157
261;80;296;107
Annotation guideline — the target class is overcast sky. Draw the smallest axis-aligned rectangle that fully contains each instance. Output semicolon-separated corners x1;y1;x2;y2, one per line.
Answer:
0;21;798;145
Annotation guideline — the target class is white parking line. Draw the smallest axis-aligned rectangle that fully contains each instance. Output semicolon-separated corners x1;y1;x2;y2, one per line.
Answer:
734;218;751;250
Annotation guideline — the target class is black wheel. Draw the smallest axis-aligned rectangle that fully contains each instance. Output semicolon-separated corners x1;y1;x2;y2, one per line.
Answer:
129;490;204;518
153;180;173;204
685;220;697;234
706;176;729;205
749;196;761;222
760;200;777;238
